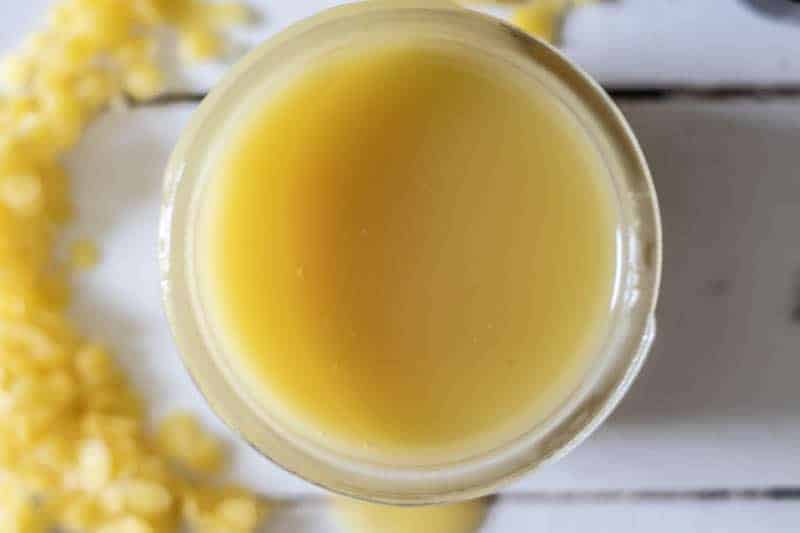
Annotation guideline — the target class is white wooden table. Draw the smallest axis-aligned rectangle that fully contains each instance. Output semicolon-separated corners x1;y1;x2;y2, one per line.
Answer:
5;1;800;531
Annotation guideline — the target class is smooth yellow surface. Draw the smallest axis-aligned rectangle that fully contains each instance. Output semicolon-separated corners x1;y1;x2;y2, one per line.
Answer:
201;43;619;461
332;498;489;533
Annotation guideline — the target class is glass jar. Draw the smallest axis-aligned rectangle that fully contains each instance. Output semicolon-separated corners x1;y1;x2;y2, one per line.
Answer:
159;0;661;505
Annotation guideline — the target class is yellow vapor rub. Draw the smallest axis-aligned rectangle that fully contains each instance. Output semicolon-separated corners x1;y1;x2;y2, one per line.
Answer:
0;0;264;531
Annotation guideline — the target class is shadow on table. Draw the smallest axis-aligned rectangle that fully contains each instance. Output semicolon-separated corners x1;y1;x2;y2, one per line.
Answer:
610;100;800;424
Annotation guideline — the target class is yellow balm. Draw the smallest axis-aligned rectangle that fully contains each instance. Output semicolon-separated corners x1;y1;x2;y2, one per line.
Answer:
199;43;619;461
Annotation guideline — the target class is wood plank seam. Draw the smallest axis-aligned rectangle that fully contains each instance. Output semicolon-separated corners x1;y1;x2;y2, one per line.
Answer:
133;86;800;108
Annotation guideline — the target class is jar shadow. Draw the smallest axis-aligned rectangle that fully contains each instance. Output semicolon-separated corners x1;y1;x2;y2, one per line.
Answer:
609;100;800;424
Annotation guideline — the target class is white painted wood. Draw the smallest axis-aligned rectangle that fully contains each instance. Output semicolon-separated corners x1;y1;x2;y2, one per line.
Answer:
265;499;800;532
483;500;800;533
0;1;46;55
562;0;800;86
65;99;800;498
3;1;800;88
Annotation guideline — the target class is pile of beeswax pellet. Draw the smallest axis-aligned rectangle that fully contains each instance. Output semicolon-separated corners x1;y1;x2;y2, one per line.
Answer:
0;1;269;531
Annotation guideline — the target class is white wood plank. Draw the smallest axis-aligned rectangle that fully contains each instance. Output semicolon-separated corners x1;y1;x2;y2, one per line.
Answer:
0;0;48;56
562;0;800;86
264;499;800;532
65;99;800;496
3;1;800;88
187;0;800;89
482;500;800;533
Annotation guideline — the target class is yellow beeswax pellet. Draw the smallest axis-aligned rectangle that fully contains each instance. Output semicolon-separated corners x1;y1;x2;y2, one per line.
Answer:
216;497;262;530
75;439;113;492
157;413;224;475
96;515;156;533
511;0;600;44
116;479;174;516
204;2;253;28
58;494;110;530
512;0;568;43
124;61;166;101
115;36;158;67
0;55;35;90
0;495;52;533
182;484;266;532
74;343;118;385
70;239;100;270
179;27;224;62
74;70;120;111
0;173;44;216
